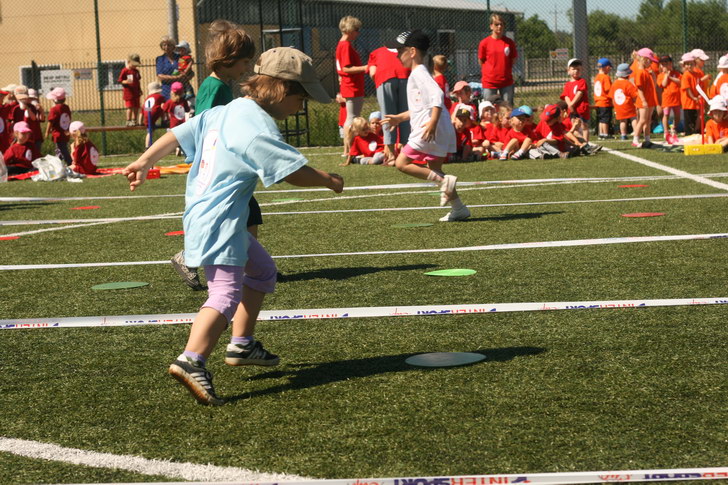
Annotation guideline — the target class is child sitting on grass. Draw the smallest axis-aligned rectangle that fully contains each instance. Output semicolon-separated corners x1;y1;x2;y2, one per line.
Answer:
532;104;571;159
557;101;601;155
470;100;496;160
452;108;475;162
499;107;534;160
3;121;39;175
449;80;477;121
341;116;385;165
122;47;344;406
69;121;99;175
705;96;728;150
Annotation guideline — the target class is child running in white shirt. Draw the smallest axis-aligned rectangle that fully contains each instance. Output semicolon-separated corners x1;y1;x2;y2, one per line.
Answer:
384;30;470;222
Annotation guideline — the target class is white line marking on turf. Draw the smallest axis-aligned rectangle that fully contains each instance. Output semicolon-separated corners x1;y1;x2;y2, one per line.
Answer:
4;192;725;226
3;298;727;329
1;212;182;237
3;193;727;226
2;233;727;270
0;437;308;482
604;148;728;191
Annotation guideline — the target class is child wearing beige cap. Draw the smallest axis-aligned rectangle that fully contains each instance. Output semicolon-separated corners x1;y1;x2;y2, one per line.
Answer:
123;47;343;405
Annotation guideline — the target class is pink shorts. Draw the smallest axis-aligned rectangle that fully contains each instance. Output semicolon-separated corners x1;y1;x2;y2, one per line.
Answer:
402;144;441;163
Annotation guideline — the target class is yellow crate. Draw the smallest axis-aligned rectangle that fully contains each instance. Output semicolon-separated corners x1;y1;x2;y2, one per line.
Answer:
684;144;724;155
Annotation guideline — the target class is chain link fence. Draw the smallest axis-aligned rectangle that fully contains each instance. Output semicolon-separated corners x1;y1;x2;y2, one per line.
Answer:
5;0;728;154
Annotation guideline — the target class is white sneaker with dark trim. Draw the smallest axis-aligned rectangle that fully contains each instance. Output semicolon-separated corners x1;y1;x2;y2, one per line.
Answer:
439;205;471;222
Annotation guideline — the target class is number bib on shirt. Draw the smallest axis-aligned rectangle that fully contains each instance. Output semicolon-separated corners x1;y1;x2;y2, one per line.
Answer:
594;81;602;97
196;130;219;195
614;89;626;105
60;113;71;131
89;147;99;166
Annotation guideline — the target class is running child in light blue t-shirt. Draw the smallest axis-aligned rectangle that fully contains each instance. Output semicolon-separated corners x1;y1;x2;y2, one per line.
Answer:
123;47;343;406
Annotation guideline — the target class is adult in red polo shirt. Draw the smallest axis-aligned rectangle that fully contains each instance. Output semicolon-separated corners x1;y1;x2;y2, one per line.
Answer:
368;43;411;161
336;15;367;156
478;13;518;106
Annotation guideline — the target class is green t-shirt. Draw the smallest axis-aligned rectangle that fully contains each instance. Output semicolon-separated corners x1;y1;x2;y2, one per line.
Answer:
195;76;233;113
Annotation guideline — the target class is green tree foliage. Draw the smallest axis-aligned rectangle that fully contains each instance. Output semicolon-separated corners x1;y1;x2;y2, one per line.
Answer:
515;14;557;58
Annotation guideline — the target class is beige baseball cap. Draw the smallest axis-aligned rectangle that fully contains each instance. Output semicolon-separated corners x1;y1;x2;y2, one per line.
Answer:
254;47;331;104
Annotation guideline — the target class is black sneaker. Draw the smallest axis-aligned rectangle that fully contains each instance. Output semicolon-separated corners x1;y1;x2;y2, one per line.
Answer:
225;340;280;367
171;250;207;291
169;358;224;406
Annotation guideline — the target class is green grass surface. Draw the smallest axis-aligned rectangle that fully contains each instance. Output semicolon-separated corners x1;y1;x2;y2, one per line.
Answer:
1;143;727;483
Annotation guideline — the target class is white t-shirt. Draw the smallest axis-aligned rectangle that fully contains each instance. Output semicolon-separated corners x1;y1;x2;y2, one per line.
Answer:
406;64;456;157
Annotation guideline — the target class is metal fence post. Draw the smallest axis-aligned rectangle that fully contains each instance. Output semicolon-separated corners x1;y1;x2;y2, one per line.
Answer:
682;0;689;53
572;0;590;82
93;0;107;155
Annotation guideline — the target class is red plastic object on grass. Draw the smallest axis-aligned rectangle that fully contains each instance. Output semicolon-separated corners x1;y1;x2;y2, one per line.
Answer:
147;167;161;179
621;212;665;218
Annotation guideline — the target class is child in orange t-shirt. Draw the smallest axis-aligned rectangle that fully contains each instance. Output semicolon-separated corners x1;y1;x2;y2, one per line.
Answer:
711;55;728;100
705;96;728;150
657;55;682;144
632;48;659;147
609;63;638;140
680;53;701;135
593;57;613;140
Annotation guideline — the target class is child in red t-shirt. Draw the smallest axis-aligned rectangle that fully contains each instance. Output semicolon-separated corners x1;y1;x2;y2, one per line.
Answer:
3;121;39;174
705;97;728;150
532;104;570;158
451;108;476;162
163;82;190;156
43;87;73;165
143;82;166;147
561;58;590;142
119;53;142;126
556;101;600;155
341;116;385;165
432;55;452;112
449;81;477;121
13;85;43;154
500;107;534;160
471;101;496;159
0;89;12;153
609;63;639;140
69;121;99;175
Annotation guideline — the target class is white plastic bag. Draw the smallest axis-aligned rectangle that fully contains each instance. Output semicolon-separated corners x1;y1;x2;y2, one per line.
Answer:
31;155;67;182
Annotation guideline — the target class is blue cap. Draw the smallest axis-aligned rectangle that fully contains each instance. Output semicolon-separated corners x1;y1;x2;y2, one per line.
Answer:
616;63;632;77
369;111;382;121
517;105;533;117
510;108;528;118
597;57;612;67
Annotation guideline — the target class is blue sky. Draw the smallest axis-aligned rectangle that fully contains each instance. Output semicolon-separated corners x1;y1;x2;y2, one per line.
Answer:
483;1;640;32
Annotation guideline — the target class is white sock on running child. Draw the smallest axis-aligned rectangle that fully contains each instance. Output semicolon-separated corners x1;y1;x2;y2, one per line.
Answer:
427;170;444;183
450;197;464;209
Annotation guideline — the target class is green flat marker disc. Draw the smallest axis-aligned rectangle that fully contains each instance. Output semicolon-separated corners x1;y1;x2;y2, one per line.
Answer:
406;352;486;368
424;269;477;277
392;223;434;228
92;281;149;291
272;198;303;202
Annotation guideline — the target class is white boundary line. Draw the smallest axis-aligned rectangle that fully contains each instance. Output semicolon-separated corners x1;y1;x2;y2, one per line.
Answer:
0;437;308;482
2;233;727;270
1;212;182;238
3;172;728;202
1;437;724;484
3;297;727;329
604;148;728;191
3;193;726;226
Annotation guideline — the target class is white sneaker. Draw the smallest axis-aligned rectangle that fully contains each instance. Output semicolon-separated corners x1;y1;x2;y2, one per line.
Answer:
439;205;471;222
439;174;457;206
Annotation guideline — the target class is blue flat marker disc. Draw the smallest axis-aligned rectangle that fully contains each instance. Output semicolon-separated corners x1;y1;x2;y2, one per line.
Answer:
405;352;486;367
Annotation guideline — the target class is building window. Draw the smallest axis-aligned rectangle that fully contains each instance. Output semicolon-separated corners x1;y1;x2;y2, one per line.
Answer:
99;61;126;91
19;64;61;90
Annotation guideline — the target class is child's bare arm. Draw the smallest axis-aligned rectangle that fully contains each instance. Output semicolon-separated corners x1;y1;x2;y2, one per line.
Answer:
571;91;583;106
284;165;344;193
122;131;179;191
382;111;410;128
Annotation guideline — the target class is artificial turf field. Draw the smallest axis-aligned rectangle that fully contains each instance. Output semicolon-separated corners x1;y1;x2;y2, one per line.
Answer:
0;141;727;484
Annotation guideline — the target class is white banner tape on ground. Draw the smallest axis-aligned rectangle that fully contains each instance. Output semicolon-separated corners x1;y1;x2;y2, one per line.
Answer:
2;297;727;329
94;467;728;485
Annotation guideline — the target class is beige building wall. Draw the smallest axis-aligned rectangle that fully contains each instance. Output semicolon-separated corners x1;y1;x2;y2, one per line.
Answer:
0;0;198;111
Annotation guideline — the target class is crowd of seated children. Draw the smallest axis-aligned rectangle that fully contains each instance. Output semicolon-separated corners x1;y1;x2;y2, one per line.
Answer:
341;112;386;166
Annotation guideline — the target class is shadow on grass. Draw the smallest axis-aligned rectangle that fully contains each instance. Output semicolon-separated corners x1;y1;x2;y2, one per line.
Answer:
464;211;564;223
0;202;54;212
278;263;438;282
225;346;546;402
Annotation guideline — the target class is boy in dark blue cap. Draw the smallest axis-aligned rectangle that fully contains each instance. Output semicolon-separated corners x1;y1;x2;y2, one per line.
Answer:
594;57;613;139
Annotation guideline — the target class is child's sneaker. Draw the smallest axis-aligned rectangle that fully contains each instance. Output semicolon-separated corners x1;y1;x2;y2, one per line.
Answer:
499;152;509;160
168;358;224;406
439;205;471;222
620;135;628;141
439;174;457;206
631;141;642;148
510;150;524;160
225;340;280;366
171;250;206;291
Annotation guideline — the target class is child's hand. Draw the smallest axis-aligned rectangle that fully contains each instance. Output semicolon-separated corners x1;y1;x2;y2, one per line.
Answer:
122;159;150;191
422;121;437;142
327;173;344;193
382;114;400;129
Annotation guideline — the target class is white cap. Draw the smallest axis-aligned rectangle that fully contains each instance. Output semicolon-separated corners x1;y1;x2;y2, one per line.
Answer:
708;96;727;112
479;100;495;114
567;58;582;68
690;49;709;61
718;55;728;69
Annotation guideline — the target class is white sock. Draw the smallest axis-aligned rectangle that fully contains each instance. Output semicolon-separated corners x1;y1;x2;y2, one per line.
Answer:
427;170;443;183
633;136;640;143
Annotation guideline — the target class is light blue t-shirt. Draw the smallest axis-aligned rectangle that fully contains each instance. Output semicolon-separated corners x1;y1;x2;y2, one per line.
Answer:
172;98;308;267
